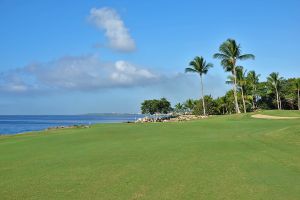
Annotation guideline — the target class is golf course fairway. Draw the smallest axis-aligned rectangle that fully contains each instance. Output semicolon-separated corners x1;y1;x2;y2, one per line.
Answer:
1;111;300;199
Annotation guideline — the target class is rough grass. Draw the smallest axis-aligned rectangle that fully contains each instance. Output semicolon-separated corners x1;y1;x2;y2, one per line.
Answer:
0;111;300;199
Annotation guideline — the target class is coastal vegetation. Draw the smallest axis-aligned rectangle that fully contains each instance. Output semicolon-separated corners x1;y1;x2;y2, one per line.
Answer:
139;39;299;116
156;39;299;116
172;75;300;116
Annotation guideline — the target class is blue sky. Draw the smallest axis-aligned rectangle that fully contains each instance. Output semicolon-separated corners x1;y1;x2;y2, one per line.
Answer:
0;0;299;114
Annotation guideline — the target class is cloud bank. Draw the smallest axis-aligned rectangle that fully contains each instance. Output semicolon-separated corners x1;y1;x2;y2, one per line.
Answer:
89;7;136;52
0;54;228;99
0;55;159;94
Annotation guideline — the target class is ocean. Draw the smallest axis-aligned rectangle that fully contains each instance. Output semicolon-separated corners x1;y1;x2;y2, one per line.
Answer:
0;114;144;135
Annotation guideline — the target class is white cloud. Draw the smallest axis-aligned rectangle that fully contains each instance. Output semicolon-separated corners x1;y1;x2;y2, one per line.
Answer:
111;61;157;84
0;55;159;94
89;7;136;52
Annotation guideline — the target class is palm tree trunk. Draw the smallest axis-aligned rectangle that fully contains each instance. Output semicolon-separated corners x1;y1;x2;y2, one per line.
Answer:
241;87;246;113
298;88;300;110
252;86;256;110
252;96;255;110
279;97;282;109
275;86;280;110
233;67;241;113
200;75;206;116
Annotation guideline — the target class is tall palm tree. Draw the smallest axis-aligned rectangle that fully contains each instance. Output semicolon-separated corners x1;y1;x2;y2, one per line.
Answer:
295;78;300;110
213;39;255;113
236;66;248;113
225;66;247;113
247;70;260;109
267;72;283;110
185;56;213;115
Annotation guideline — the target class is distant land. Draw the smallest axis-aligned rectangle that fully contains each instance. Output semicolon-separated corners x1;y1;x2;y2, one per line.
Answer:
83;113;142;116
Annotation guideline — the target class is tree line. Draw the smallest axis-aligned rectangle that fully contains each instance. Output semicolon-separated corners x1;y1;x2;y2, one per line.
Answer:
141;38;300;115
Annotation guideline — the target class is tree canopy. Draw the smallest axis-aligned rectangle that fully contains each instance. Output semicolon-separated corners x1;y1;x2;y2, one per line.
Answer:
141;98;172;115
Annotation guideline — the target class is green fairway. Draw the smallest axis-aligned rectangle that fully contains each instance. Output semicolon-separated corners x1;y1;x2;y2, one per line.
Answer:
258;110;300;117
1;112;300;199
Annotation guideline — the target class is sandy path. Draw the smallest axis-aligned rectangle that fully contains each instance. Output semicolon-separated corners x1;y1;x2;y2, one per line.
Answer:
251;114;300;119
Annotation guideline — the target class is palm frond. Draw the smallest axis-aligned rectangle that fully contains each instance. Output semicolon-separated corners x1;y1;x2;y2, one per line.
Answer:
185;67;198;73
213;53;229;60
206;63;214;68
221;60;234;72
226;75;234;84
226;80;234;85
238;54;255;60
202;63;213;74
186;56;213;75
214;39;255;78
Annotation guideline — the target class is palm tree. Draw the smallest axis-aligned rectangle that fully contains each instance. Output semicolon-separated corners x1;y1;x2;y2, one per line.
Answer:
183;99;195;114
295;78;300;110
224;90;235;114
185;56;213;115
174;103;184;114
267;72;283;109
225;66;247;113
236;66;248;113
247;70;260;109
213;39;255;113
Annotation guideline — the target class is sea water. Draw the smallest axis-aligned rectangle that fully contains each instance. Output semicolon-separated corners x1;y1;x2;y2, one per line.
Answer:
0;114;144;135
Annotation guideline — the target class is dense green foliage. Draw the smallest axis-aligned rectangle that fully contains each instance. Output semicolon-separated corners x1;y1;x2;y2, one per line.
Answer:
256;77;299;110
175;77;300;115
1;111;299;199
141;98;172;114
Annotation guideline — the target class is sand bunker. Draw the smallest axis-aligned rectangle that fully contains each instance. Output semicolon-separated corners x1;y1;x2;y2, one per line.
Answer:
251;114;300;119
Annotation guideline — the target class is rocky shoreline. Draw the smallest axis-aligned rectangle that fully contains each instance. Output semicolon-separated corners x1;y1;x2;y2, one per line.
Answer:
135;114;208;123
45;124;90;131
